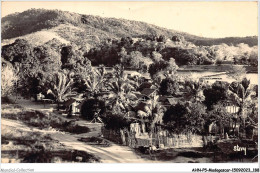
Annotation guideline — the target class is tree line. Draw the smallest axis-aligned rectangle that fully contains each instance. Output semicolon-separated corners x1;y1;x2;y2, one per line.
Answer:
1;36;258;138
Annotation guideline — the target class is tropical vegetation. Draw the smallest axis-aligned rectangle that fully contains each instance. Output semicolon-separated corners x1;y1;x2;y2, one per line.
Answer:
1;9;258;150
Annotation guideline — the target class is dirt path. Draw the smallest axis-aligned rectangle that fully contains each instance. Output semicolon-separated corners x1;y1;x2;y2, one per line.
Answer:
2;118;152;163
3;97;154;163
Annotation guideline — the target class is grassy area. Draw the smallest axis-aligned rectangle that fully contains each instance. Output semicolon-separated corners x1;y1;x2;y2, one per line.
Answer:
20;150;99;163
134;145;257;163
2;100;99;163
134;147;210;162
1;126;99;163
2;127;54;149
2;108;90;134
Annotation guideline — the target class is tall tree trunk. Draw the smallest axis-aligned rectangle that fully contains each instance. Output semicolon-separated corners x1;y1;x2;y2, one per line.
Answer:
241;97;246;138
57;96;62;111
233;119;237;136
57;101;60;111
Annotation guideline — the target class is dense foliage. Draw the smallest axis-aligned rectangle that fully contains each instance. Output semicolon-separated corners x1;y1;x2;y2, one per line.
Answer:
163;102;206;134
203;81;229;110
1;8;258;138
1;59;17;96
81;99;106;120
84;36;257;70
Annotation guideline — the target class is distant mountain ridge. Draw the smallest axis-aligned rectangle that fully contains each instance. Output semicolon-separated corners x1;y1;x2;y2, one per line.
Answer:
2;8;258;47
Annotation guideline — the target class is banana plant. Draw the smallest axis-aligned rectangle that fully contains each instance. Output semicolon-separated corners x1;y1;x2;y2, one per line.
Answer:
105;66;138;115
49;70;76;110
137;94;165;133
84;65;107;99
228;78;254;127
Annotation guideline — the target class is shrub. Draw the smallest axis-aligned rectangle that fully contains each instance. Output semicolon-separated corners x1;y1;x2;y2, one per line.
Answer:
22;149;99;163
2;110;90;134
80;99;105;120
1;96;15;104
1;61;17;96
159;78;179;96
63;121;90;134
101;113;131;131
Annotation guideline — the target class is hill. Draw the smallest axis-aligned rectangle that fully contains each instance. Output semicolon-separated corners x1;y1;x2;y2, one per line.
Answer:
1;30;70;46
2;8;258;48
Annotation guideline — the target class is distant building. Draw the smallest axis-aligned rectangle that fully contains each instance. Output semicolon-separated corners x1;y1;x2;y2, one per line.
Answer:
140;88;157;97
137;82;156;92
36;93;45;101
199;72;236;84
123;70;142;78
137;88;157;102
63;96;84;116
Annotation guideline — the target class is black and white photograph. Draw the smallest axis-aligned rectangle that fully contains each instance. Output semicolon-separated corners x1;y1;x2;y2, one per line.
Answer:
1;1;259;171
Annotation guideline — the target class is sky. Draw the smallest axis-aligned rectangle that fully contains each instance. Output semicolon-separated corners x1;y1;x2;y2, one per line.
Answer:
1;1;258;38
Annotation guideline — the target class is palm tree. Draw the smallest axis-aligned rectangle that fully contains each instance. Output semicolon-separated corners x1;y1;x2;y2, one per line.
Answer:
137;94;165;145
84;65;107;99
184;80;205;103
146;95;165;129
49;70;76;110
105;65;138;115
228;78;254;128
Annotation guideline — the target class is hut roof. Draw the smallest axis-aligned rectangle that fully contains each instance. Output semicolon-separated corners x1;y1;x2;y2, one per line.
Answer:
138;82;153;90
140;88;157;97
76;101;84;109
63;94;84;107
63;98;76;107
158;96;176;105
